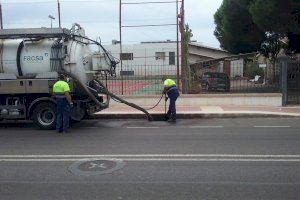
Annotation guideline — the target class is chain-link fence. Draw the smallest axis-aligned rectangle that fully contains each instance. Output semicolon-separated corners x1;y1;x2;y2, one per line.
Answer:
99;64;178;95
287;60;300;104
98;57;282;95
190;58;280;94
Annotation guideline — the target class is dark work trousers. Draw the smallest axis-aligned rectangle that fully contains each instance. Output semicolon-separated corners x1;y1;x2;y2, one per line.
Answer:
56;97;70;132
166;86;180;120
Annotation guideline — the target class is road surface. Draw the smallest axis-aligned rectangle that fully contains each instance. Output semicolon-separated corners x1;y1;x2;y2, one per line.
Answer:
0;118;300;200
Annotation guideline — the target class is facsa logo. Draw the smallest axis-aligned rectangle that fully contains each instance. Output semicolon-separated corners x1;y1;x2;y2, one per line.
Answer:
23;56;44;62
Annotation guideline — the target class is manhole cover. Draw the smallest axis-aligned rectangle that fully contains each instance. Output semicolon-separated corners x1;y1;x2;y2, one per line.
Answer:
69;159;125;176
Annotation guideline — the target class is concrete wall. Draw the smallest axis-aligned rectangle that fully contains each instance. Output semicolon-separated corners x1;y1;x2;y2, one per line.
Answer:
111;93;282;107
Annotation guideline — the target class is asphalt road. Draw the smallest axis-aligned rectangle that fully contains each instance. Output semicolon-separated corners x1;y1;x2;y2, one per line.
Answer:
0;118;300;200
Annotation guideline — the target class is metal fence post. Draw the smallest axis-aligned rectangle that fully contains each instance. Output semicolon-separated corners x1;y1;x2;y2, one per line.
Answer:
277;55;289;106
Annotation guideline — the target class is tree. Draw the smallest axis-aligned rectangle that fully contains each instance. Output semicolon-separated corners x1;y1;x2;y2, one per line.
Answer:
260;32;287;81
214;0;265;54
181;24;193;93
250;0;300;53
288;32;300;53
215;0;300;54
249;0;299;79
214;0;300;80
249;0;300;34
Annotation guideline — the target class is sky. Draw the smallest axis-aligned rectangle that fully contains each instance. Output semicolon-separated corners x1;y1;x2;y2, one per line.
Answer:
1;0;223;48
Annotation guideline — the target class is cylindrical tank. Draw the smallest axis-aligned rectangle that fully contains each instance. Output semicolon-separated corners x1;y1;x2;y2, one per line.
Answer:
0;38;93;84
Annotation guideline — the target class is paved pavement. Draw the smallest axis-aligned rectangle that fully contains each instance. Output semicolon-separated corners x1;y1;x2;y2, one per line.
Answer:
1;118;300;200
95;98;300;118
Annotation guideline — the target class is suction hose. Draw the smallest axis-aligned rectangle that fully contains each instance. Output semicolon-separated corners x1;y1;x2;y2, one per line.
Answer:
93;79;153;121
61;71;153;121
61;71;109;109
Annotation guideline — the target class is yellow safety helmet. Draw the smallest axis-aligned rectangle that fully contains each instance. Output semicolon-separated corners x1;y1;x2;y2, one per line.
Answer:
164;79;176;87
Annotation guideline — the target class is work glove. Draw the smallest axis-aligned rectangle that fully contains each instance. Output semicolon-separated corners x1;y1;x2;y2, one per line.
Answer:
165;97;168;102
69;103;74;108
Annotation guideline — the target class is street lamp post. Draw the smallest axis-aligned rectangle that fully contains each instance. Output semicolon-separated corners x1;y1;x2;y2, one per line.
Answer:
48;15;55;28
57;0;61;28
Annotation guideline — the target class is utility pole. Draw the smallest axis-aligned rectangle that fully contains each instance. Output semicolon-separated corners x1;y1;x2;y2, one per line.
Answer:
180;0;187;93
0;2;3;29
57;0;61;28
176;0;180;88
119;0;124;95
119;0;179;94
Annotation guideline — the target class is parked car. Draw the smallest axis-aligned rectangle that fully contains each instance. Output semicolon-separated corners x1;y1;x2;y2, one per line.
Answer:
200;72;230;92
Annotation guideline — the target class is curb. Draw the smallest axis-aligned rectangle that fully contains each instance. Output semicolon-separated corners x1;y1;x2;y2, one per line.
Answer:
90;113;300;120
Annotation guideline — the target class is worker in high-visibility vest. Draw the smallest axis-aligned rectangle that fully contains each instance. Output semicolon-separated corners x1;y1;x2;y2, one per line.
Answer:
163;78;180;123
53;74;73;133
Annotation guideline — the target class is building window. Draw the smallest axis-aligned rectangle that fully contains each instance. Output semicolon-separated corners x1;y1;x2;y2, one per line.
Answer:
155;52;166;60
169;52;175;65
120;53;133;60
120;70;134;76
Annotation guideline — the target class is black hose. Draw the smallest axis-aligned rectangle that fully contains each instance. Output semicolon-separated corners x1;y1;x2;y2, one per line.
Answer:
61;71;153;121
70;34;119;76
61;71;110;109
145;93;164;111
93;79;153;121
16;41;24;76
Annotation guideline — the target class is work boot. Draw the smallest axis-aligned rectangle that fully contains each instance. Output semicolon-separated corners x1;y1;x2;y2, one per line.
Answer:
167;118;176;123
164;115;169;121
63;129;71;134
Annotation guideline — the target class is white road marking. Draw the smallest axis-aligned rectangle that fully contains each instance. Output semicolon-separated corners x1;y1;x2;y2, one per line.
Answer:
117;158;300;162
254;126;291;128
1;154;300;158
1;154;300;162
127;127;160;129
1;158;300;162
189;126;224;128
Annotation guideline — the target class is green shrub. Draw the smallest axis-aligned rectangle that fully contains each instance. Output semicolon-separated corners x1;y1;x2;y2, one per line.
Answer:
244;61;264;79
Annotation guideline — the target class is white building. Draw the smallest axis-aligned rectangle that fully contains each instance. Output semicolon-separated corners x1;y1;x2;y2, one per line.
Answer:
103;40;242;77
104;40;178;76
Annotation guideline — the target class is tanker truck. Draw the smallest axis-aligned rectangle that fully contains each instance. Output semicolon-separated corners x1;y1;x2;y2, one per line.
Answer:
0;24;120;129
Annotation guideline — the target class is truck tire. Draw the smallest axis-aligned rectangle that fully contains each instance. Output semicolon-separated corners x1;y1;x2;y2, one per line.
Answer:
70;105;86;122
32;102;56;130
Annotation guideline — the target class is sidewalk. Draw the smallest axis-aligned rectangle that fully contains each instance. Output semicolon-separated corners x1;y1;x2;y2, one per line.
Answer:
94;96;300;119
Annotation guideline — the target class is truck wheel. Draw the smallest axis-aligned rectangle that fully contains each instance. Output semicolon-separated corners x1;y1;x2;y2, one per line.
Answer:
70;105;86;122
32;102;56;130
